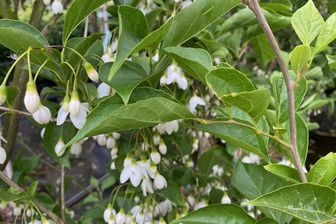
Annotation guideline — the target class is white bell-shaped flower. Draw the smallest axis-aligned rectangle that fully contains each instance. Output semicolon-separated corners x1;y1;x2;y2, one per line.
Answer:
141;178;154;196
24;81;41;113
0;145;6;164
112;132;121;139
110;147;118;159
242;153;260;164
51;0;64;14
194;199;208;210
54;139;65;157
153;134;160;146
150;150;161;165
84;62;99;82
188;95;206;114
102;52;112;63
115;208;126;224
68;91;81;116
97;82;111;98
221;192;231;204
104;205;116;223
177;75;188;90
110;161;116;170
154;172;167;190
159;75;167;86
165;120;179;135
0;85;7;105
32;105;51;124
120;160;142;187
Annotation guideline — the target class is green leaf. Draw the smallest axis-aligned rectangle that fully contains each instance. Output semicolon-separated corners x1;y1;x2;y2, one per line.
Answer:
66;88;194;147
251;34;275;66
246;183;336;223
197;146;228;175
255;217;279;224
100;61;149;104
63;0;109;43
264;164;301;183
206;68;255;98
162;0;239;47
315;13;336;54
0;19;48;53
197;122;268;160
232;163;292;224
291;0;324;45
307;152;336;186
27;181;38;197
170;204;255;224
158;180;184;206
222;89;271;120
290;45;311;75
164;47;213;83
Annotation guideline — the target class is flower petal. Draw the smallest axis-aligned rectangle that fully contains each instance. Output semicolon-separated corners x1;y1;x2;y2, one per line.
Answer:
56;107;68;126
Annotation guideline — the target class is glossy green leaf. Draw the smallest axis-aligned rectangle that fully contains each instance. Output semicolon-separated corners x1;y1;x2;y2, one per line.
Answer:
66;88;194;146
206;68;255;98
197;146;228;175
222;89;271;120
162;0;239;47
307;152;336;186
0;19;48;53
100;61;149;104
290;45;311;75
232;163;292;224
291;0;324;45
255;217;279;224
164;46;213;83
170;204;255;224
264;164;301;183
246;184;336;223
315;13;336;54
63;0;109;43
158;180;184;206
197;122;268;160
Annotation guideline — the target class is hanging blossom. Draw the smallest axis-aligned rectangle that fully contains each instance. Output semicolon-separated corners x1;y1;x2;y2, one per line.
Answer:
57;91;89;129
188;95;206;114
0;132;7;164
241;153;260;164
155;120;179;135
160;64;188;90
97;82;113;98
24;81;51;124
51;0;64;14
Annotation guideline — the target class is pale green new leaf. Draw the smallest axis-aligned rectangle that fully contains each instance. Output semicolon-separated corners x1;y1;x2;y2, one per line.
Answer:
315;13;336;54
206;68;255;98
307;152;336;186
164;46;213;83
170;204;255;224
264;164;301;183
251;34;275;66
223;89;271;120
291;0;324;45
246;184;336;223
63;0;109;43
290;45;311;75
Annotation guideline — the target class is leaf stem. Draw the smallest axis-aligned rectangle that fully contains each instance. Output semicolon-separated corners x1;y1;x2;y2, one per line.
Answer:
244;0;307;182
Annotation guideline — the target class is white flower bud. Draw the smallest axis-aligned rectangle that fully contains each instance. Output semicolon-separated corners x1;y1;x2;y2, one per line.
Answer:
55;139;65;157
0;146;6;164
110;147;118;159
97;134;107;146
84;62;99;82
51;0;64;14
69;91;81;116
24;81;41;113
32;105;51;124
0;85;7;105
97;82;111;98
150;150;161;164
106;136;116;149
70;142;82;157
154;172;167;190
112;132;121;139
115;208;126;224
110;161;116;170
221;193;231;204
158;142;167;155
153;134;160;145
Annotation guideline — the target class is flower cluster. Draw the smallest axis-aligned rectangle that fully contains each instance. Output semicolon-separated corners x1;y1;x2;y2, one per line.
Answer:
160;64;188;90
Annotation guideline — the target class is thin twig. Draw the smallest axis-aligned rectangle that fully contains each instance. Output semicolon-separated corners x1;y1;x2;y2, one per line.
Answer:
244;0;307;182
60;166;66;222
0;171;63;224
